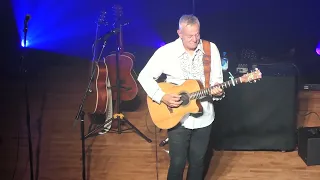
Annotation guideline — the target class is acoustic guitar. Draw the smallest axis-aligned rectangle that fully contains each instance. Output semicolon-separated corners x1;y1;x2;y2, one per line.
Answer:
104;4;138;129
147;69;262;130
85;11;113;129
105;4;138;102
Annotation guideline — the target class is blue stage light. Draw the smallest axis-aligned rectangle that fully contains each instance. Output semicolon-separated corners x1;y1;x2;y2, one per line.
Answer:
21;39;29;47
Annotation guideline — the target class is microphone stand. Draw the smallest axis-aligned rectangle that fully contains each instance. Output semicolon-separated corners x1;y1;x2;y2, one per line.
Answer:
72;14;103;180
82;28;120;140
73;33;110;180
20;15;34;180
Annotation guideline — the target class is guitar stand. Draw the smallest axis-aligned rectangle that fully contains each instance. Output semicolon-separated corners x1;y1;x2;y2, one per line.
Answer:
108;113;152;143
84;27;151;143
106;44;152;143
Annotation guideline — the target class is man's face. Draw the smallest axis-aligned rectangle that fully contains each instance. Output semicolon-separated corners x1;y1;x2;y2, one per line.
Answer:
177;23;200;51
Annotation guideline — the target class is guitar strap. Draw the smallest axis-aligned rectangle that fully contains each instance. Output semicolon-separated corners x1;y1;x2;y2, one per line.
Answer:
202;40;211;88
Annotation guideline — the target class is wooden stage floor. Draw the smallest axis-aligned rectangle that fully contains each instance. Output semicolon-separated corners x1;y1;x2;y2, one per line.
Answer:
1;60;320;180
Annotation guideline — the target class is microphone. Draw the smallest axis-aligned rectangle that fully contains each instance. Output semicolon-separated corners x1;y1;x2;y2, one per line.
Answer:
25;14;31;22
95;21;129;42
121;22;129;27
159;137;169;147
96;28;119;42
24;14;31;32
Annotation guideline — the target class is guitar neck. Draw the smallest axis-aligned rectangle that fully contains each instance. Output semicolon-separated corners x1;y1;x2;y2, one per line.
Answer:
190;77;242;100
117;25;124;53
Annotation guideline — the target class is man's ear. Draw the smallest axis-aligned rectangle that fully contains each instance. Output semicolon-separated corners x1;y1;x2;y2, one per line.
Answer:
177;29;182;38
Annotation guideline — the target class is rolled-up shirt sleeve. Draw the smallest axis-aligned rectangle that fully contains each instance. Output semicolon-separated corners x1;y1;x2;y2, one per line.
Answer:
137;49;165;104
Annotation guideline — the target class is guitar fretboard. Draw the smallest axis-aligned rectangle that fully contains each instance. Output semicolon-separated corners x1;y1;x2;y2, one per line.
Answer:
189;77;242;100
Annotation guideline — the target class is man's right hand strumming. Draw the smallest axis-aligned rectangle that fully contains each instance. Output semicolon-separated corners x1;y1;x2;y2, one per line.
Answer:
161;94;182;108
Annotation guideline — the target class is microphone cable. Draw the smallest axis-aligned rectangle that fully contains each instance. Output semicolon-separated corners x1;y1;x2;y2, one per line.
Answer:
155;124;159;180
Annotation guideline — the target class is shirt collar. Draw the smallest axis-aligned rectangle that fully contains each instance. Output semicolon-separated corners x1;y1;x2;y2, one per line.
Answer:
175;38;205;57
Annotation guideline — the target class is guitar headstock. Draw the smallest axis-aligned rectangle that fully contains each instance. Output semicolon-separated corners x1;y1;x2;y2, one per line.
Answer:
112;4;123;23
111;4;129;28
241;68;262;83
95;10;108;26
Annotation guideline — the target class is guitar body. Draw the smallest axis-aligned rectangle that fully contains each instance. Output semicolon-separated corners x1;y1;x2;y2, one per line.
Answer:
146;69;263;130
105;51;138;101
85;60;109;115
147;79;203;130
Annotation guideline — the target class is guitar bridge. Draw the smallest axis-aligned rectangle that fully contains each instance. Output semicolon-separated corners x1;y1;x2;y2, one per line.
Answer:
167;106;173;113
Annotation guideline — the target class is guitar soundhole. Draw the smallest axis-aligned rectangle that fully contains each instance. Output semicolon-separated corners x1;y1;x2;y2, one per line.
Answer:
179;92;190;106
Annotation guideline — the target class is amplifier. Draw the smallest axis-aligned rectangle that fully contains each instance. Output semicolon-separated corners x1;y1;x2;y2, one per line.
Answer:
298;127;320;166
301;84;320;91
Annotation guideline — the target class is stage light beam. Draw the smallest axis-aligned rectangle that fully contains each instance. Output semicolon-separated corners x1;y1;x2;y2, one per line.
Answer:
21;39;29;47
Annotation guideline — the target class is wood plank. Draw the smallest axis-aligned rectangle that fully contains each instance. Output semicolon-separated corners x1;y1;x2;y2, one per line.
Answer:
2;64;320;180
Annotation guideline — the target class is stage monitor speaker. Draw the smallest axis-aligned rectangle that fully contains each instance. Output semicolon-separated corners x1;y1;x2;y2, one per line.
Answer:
212;75;298;151
298;127;320;166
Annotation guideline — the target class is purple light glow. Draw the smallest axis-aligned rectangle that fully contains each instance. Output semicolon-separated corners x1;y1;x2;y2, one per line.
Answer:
159;42;166;47
316;48;320;56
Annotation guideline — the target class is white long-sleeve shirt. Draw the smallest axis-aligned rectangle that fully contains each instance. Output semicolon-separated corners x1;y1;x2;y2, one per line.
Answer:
138;38;224;129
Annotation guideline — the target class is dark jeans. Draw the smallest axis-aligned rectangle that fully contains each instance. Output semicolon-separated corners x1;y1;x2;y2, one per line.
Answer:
167;123;212;180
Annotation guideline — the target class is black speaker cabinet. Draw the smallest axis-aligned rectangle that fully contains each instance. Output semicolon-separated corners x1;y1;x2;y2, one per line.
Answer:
298;127;320;166
212;76;298;151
